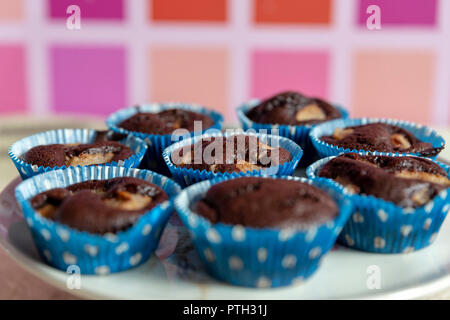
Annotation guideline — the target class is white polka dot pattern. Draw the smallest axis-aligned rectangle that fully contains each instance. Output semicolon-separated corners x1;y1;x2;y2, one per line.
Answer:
206;229;221;244
63;252;77;265
95;266;110;275
228;256;243;270
352;212;364;223
40;229;51;241
141;224;152;236
377;209;388;222
204;248;215;262
56;227;70;242
282;255;297;269
278;229;295;242
231;225;246;242
308;247;322;259
256;277;271;288
115;242;129;255
84;244;99;257
257;248;267;263
130;253;142;266
373;237;386;249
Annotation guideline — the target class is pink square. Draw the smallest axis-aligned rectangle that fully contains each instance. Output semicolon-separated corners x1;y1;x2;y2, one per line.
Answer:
0;0;24;20
150;47;229;119
48;0;124;20
352;50;434;124
50;46;127;116
357;0;437;27
251;50;329;100
0;45;27;113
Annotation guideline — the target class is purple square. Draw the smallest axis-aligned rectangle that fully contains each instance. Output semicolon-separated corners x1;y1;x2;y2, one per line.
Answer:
357;0;437;27
48;0;124;20
50;46;127;116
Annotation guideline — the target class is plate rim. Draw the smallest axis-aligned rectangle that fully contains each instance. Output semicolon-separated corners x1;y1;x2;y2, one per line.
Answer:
2;227;450;300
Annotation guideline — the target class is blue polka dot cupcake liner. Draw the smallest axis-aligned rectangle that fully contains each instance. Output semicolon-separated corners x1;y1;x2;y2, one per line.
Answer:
309;118;445;160
15;166;181;275
106;103;224;174
307;156;450;253
236;99;349;166
9;128;148;180
174;175;353;288
162;130;303;188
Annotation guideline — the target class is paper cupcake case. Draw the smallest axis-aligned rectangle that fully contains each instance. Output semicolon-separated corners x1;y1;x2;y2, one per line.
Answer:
15;166;181;275
162;130;303;188
8;128;148;180
236;99;349;166
309;118;445;160
106;103;224;173
307;156;450;253
174;175;353;288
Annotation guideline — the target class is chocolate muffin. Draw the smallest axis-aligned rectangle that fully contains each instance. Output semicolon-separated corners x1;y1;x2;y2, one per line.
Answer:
118;108;214;135
318;153;450;208
320;123;440;157
22;140;134;168
195;177;338;228
30;177;169;234
172;135;292;174
246;91;342;126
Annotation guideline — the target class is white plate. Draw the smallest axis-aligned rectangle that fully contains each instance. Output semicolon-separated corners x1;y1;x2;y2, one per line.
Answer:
2;166;450;300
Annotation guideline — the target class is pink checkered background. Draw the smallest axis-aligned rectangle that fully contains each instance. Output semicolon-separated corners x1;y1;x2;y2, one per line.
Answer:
0;0;448;125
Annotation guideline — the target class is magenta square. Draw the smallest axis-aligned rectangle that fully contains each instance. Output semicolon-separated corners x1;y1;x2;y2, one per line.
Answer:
0;45;27;114
48;0;124;20
357;0;437;26
251;50;329;101
50;46;127;116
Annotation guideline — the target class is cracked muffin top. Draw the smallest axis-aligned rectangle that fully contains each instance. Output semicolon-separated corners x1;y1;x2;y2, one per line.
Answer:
318;153;450;208
118;109;214;135
319;123;441;157
171;135;292;174
195;177;338;229
30;177;168;234
246;91;342;126
22;130;134;168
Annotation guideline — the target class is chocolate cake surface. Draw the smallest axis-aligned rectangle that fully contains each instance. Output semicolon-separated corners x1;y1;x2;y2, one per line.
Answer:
318;153;450;208
31;177;169;234
195;177;339;228
172;135;292;174
320;123;440;157
118;108;214;135
246;91;342;125
22;140;134;168
93;130;127;142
